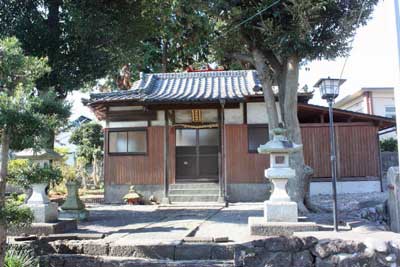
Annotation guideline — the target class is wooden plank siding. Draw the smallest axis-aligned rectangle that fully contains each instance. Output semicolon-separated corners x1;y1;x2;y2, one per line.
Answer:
104;126;176;185
225;125;269;183
225;123;380;183
300;123;380;178
104;123;380;185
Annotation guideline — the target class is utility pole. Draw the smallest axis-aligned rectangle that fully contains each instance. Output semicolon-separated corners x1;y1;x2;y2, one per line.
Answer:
394;0;400;165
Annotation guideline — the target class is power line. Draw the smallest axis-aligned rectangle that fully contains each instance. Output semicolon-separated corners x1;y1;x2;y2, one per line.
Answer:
338;0;368;81
214;0;281;41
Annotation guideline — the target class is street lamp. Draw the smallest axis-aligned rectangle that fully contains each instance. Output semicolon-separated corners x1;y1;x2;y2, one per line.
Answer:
314;77;346;232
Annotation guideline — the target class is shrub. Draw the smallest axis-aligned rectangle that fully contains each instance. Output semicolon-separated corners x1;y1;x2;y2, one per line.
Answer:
1;200;34;228
380;138;398;152
61;165;77;182
8;160;62;187
5;247;38;267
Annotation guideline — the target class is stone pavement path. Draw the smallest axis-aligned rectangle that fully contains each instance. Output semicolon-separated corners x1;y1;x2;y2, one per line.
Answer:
76;204;223;244
74;192;391;245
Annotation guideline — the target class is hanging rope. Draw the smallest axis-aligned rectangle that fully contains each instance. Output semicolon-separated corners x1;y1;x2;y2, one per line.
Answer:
172;123;219;129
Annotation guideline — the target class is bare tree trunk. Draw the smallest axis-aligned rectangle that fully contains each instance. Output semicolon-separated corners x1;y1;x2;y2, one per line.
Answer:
277;59;287;122
162;39;168;73
251;48;279;130
282;55;309;214
0;129;10;266
91;155;98;187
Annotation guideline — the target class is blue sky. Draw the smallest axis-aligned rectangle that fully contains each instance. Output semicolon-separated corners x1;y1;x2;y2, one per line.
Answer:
69;0;397;120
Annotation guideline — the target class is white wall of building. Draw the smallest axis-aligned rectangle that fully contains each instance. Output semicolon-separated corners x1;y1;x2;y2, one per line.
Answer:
371;90;396;117
225;104;243;124
310;181;381;195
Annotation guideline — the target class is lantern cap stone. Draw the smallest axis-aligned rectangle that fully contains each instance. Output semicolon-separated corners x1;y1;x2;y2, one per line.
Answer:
14;148;63;161
257;128;302;154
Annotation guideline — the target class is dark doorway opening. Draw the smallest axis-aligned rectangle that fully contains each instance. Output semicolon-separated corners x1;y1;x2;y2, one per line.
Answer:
175;128;219;183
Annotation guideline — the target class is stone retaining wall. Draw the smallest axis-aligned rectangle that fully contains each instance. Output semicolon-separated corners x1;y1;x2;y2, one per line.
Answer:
235;236;400;267
10;235;400;266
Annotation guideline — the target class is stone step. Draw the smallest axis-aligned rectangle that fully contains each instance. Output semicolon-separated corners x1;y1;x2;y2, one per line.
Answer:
40;254;234;267
169;189;220;196
170;183;219;190
169;194;220;202
159;202;225;208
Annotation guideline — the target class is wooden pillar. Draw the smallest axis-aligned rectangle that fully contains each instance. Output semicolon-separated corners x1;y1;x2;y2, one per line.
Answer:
219;103;227;205
162;110;170;204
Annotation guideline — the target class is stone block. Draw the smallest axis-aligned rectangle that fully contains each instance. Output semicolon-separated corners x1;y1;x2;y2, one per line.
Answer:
210;245;235;260
264;200;298;222
292;250;314;267
109;244;175;259
26;202;58;223
249;217;318;236
82;241;109;256
175;244;212;260
59;209;89;221
8;219;77;236
251;236;316;252
311;239;366;259
242;251;293;267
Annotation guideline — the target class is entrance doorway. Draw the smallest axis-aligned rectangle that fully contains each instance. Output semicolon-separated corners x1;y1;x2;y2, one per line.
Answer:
175;128;219;183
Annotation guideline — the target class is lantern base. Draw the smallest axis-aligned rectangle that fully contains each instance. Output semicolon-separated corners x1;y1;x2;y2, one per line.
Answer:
25;202;58;223
59;209;89;221
264;200;298;222
249;217;318;236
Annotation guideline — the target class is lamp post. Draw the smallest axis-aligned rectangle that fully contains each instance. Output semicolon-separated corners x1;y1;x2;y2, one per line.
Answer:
314;77;346;232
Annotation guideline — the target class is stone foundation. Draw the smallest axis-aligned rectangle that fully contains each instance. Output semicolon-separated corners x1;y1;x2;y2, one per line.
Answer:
105;181;382;203
105;184;164;204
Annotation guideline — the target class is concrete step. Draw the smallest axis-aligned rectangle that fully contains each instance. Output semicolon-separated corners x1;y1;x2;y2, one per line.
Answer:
170;183;219;190
169;194;220;202
169;189;220;196
40;254;234;267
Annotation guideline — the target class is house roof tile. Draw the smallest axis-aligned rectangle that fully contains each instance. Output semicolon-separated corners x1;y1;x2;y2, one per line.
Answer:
88;70;264;105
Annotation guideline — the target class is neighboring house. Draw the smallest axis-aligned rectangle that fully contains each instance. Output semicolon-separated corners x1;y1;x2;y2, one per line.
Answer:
55;115;92;166
334;87;397;139
85;70;395;203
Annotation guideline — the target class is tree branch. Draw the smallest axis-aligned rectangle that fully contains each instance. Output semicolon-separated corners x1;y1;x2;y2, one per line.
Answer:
262;49;283;74
226;52;255;65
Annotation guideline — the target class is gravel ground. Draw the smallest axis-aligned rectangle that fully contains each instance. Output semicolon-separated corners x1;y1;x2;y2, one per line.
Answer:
310;192;387;212
307;192;387;226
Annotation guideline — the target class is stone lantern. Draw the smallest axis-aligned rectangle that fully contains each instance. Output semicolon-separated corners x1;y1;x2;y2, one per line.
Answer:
249;128;318;235
258;128;302;222
14;148;62;223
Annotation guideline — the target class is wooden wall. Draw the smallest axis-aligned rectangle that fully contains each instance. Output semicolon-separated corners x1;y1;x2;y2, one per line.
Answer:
104;126;176;185
225;125;269;183
104;123;380;185
301;123;380;179
225;123;380;183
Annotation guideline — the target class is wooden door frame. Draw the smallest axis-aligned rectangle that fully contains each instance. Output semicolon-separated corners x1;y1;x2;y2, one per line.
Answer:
175;127;219;183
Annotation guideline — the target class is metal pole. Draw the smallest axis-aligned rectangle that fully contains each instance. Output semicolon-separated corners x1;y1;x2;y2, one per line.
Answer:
328;100;339;231
393;0;400;165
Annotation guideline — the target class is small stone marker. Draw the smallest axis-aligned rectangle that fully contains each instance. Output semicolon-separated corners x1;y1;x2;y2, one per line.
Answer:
248;128;318;235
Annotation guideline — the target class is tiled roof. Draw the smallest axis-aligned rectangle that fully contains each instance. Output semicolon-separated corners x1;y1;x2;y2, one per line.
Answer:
89;70;263;105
